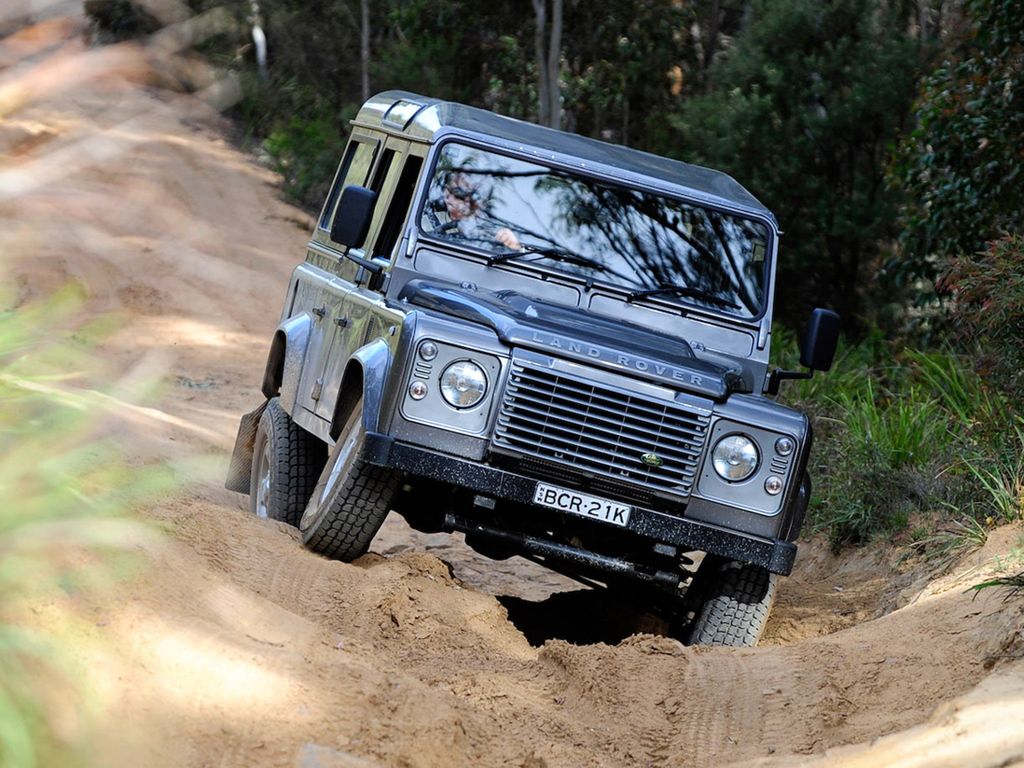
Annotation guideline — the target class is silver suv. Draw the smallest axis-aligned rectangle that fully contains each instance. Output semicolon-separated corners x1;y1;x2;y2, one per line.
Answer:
226;91;839;647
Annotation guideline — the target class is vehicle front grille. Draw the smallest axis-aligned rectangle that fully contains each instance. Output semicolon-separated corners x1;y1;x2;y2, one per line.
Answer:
493;361;711;499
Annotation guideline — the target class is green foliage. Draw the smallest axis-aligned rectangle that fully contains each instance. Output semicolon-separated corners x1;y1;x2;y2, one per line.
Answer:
671;0;922;331
777;331;1018;549
834;382;943;469
903;347;1003;431
263;104;354;207
0;283;165;767
373;0;511;104
891;0;1024;287
815;377;948;547
961;424;1024;524
970;571;1024;598
557;0;692;147
941;234;1024;393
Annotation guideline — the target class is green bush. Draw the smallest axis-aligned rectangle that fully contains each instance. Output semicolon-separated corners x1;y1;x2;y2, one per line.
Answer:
814;378;950;547
891;0;1024;289
942;234;1024;395
264;111;350;209
904;347;1003;434
961;424;1024;525
778;333;1016;550
834;382;944;469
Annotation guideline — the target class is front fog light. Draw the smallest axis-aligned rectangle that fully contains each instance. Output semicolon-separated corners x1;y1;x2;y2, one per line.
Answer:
419;341;438;361
712;435;759;481
440;361;487;408
408;380;428;400
764;475;784;495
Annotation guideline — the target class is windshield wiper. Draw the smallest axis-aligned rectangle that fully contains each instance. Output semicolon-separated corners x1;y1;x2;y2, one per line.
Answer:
627;285;740;309
487;244;611;273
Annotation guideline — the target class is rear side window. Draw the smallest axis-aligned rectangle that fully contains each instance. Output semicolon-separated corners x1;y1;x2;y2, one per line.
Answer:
369;149;396;192
319;139;376;231
373;156;424;259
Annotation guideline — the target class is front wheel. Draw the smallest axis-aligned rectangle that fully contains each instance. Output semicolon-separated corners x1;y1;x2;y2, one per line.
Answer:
686;557;778;647
299;397;400;561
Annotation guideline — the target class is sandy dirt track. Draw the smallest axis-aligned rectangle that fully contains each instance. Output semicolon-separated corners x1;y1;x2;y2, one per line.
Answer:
4;7;1024;767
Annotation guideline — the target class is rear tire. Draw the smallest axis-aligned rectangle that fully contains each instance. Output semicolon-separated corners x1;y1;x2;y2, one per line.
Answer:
250;397;327;526
687;557;778;647
299;396;400;561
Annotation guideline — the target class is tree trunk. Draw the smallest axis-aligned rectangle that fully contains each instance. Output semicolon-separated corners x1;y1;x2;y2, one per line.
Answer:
532;0;550;126
546;0;562;128
532;0;562;128
702;0;722;86
360;0;370;101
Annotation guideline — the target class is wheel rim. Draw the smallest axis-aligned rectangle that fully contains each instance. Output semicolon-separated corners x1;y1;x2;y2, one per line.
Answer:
300;412;362;530
254;441;271;518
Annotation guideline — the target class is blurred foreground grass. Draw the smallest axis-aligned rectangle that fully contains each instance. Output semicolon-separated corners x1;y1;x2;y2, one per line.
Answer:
0;280;169;767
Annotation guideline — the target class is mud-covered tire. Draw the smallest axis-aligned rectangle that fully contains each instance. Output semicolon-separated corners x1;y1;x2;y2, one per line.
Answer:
250;397;327;526
687;558;778;647
299;397;399;561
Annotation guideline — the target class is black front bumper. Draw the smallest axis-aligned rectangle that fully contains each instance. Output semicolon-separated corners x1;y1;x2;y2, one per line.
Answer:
364;433;797;576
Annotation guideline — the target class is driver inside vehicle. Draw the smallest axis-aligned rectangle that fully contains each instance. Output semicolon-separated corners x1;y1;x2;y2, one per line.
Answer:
438;171;521;250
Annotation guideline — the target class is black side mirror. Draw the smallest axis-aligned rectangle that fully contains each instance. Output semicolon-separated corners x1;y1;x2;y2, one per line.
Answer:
799;308;840;371
330;185;377;248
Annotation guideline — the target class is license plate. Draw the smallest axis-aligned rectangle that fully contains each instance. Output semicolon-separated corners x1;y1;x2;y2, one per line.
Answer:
533;483;632;527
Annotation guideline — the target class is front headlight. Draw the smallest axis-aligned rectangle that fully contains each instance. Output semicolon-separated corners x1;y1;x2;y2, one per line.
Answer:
439;360;488;408
712;434;759;481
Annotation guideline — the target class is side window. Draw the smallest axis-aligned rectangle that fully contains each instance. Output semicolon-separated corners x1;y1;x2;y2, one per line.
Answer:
319;139;376;232
369;149;396;193
372;156;424;259
363;149;400;248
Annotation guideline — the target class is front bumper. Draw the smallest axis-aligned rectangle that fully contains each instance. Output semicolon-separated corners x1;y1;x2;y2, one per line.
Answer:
364;433;797;576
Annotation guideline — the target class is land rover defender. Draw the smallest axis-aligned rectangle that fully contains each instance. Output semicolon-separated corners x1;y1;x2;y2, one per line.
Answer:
226;91;839;647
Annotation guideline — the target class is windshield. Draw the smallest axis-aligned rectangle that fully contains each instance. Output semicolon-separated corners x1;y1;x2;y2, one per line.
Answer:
419;142;770;319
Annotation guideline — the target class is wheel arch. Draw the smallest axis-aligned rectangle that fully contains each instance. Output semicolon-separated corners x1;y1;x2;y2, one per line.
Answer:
330;338;393;441
261;314;312;413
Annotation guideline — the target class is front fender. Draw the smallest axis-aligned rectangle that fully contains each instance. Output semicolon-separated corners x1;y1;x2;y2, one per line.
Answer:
332;338;392;439
262;313;312;414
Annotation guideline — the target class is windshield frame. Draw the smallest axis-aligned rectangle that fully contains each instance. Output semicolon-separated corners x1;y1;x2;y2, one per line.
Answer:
414;134;777;325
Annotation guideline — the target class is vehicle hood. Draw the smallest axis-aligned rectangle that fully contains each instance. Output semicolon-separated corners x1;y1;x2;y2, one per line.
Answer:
398;279;743;399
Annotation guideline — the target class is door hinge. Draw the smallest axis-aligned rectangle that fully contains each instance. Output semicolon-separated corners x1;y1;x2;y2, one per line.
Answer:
311;378;323;401
311;305;326;320
334;316;348;327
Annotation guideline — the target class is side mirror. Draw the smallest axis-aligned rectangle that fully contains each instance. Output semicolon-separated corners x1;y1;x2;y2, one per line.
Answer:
799;308;840;371
330;185;377;248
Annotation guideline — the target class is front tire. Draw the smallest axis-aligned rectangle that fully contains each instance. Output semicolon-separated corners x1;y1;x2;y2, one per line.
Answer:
250;397;327;526
687;557;778;647
299;396;400;561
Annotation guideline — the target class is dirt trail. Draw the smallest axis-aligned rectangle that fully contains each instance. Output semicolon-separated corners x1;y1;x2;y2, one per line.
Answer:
4;8;1024;767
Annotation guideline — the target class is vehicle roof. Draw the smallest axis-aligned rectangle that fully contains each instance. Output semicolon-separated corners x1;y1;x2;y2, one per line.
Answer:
352;90;772;219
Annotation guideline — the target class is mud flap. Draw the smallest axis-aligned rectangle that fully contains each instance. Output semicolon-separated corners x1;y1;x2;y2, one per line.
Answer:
224;401;268;494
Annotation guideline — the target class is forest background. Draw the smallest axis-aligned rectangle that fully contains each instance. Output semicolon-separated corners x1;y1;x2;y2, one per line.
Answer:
87;0;1024;551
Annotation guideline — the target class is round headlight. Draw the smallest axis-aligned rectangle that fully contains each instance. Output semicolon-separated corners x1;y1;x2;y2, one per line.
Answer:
712;434;759;482
439;361;487;408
